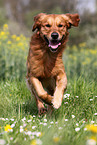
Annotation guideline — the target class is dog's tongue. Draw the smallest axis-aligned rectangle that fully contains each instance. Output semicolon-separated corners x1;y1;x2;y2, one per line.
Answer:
48;40;61;49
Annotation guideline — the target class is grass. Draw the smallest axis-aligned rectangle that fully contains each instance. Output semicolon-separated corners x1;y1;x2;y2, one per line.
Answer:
0;77;97;145
0;24;97;145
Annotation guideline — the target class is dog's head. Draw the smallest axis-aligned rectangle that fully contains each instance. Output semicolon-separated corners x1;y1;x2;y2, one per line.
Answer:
32;13;80;52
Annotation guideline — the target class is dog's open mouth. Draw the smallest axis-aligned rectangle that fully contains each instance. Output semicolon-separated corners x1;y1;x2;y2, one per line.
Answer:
48;40;61;52
44;36;61;52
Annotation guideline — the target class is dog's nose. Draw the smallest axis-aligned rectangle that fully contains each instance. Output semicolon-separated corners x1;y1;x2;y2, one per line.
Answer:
51;32;59;39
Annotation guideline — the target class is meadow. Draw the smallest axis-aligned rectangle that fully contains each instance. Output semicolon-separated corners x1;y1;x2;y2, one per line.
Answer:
0;24;97;145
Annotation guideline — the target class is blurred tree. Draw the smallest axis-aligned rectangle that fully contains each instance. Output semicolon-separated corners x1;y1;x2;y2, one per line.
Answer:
4;0;78;23
2;0;97;45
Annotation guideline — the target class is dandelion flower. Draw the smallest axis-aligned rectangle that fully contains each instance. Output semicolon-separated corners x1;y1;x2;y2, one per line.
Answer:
3;24;8;30
1;31;5;36
11;34;16;39
85;124;97;133
7;41;12;44
30;139;37;145
16;37;20;41
31;139;42;145
53;137;60;143
4;124;12;132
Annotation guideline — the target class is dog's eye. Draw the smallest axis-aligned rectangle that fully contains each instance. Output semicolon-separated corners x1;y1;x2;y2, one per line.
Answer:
58;24;63;27
45;24;51;27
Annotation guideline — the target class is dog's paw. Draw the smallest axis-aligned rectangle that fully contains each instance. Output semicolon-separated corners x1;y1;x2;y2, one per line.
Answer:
52;98;62;109
38;107;47;116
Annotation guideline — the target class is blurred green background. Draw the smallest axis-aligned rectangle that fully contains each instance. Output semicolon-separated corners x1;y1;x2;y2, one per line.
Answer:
0;0;97;81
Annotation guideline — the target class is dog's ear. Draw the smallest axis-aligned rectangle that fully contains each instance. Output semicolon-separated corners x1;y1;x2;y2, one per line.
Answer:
66;13;80;29
32;13;46;32
62;13;80;29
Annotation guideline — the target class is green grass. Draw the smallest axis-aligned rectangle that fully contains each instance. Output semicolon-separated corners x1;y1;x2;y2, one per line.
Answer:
0;24;97;145
0;77;97;145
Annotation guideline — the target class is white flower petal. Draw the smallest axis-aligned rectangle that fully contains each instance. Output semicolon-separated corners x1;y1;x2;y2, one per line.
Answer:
86;139;96;145
72;115;75;118
32;126;37;129
75;127;80;132
0;139;6;145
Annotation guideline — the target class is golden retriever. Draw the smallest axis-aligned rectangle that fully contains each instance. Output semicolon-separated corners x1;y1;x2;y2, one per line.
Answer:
26;13;80;115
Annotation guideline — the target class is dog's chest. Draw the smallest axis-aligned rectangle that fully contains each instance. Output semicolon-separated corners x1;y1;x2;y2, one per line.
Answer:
31;53;61;78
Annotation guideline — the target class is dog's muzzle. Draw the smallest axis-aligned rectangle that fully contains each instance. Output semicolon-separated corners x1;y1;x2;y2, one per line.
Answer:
44;34;61;52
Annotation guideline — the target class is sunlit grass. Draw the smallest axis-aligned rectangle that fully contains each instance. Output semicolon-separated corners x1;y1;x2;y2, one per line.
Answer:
0;78;97;145
0;24;97;145
0;24;97;81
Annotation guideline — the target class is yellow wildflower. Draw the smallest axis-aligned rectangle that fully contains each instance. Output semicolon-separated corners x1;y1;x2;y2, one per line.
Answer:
4;124;12;132
24;128;27;131
93;62;97;67
89;49;97;55
12;35;16;39
86;58;91;64
3;24;8;30
72;45;77;51
82;62;87;65
39;132;43;137
79;42;86;48
17;42;23;46
90;136;97;141
20;34;26;40
16;37;20;41
7;41;12;45
86;124;97;133
0;31;5;36
53;137;60;143
30;140;37;145
31;139;42;145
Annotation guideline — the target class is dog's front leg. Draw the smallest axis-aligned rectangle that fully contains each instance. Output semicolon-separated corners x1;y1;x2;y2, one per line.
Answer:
52;72;67;109
30;76;53;105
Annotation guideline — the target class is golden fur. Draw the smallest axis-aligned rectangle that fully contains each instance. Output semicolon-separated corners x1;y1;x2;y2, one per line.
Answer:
26;13;80;115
